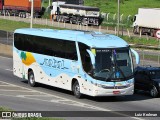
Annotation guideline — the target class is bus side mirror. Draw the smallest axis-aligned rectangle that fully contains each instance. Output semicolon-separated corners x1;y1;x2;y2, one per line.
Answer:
131;49;140;64
86;49;95;69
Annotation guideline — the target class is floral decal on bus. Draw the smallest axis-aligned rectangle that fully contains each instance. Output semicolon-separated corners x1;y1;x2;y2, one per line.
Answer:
20;52;36;66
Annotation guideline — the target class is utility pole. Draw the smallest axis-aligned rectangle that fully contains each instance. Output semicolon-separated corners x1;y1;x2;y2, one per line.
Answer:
117;0;120;36
30;0;34;28
49;0;51;6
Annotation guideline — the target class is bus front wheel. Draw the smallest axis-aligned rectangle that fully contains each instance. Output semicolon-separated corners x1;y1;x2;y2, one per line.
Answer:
28;71;36;87
73;81;82;98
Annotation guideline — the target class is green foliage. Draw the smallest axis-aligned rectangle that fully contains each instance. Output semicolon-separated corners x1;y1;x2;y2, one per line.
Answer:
0;106;13;117
0;106;12;111
0;19;62;32
121;36;159;46
42;0;160;27
84;0;160;16
140;54;159;61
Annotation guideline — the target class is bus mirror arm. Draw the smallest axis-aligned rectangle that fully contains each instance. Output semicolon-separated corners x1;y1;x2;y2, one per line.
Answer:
131;49;140;65
86;49;95;69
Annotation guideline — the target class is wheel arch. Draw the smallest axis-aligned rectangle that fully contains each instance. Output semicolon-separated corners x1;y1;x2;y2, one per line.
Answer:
28;68;33;80
71;78;78;91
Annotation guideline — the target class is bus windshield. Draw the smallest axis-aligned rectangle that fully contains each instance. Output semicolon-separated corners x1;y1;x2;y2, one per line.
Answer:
93;47;133;81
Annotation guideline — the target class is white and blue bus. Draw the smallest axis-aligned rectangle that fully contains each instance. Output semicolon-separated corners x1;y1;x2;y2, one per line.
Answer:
13;28;139;98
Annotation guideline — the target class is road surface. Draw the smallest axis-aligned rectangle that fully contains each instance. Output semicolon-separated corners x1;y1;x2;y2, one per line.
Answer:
0;56;160;120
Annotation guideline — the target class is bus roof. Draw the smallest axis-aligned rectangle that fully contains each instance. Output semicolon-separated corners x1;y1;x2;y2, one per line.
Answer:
14;28;129;48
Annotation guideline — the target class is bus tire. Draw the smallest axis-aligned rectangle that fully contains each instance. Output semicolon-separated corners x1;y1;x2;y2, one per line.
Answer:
73;81;82;98
28;71;36;87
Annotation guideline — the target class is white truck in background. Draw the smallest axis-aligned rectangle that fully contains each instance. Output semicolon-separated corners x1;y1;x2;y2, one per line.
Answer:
50;1;101;26
133;8;160;37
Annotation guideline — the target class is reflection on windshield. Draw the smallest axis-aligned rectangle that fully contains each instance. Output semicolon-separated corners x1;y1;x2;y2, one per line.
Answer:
93;47;133;81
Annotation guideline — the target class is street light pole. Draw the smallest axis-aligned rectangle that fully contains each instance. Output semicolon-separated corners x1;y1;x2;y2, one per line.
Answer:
30;0;34;28
49;0;51;6
117;0;120;36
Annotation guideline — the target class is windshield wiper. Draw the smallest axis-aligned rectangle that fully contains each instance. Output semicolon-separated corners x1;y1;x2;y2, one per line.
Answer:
116;65;126;79
105;67;126;81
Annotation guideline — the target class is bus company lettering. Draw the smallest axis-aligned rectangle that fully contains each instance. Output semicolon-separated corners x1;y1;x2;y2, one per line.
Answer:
40;58;69;69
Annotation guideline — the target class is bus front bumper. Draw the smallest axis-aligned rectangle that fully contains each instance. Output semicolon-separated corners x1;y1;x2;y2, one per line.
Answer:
92;85;134;97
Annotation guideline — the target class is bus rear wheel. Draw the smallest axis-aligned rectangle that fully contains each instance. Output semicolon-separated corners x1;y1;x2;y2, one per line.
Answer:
28;71;36;87
73;81;82;98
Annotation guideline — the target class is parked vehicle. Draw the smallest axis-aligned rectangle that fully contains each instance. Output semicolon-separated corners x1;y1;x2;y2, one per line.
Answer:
0;0;3;15
50;1;102;26
134;66;160;97
133;8;160;37
0;0;45;18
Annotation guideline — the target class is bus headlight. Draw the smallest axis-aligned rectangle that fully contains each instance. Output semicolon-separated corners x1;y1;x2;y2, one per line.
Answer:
159;83;160;87
127;79;134;86
95;83;114;89
94;83;103;87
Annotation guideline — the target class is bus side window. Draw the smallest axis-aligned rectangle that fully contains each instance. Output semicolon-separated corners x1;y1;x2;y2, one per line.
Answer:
65;41;78;60
14;33;24;50
52;40;65;58
78;42;92;73
14;34;77;61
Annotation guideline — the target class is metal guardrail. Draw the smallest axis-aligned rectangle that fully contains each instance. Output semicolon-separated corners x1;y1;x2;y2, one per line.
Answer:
0;30;13;45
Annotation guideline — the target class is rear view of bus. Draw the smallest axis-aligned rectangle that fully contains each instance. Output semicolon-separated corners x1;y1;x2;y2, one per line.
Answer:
13;29;139;98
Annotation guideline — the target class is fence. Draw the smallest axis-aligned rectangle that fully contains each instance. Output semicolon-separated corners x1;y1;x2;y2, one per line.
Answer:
0;30;13;57
0;12;160;41
134;51;160;67
0;30;159;67
1;13;158;45
101;13;133;28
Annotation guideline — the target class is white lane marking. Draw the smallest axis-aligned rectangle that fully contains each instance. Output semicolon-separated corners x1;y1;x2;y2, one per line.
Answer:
5;69;13;71
0;56;12;59
0;80;144;120
0;89;37;92
0;81;108;110
0;85;12;86
19;95;53;97
16;95;25;98
0;81;40;92
0;93;144;120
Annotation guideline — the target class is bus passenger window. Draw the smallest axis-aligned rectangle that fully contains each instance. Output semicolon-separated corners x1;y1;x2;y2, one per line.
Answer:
65;41;77;60
78;42;92;74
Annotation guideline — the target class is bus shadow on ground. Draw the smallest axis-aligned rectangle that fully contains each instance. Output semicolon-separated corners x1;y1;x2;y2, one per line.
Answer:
22;80;73;96
84;92;153;102
21;80;153;102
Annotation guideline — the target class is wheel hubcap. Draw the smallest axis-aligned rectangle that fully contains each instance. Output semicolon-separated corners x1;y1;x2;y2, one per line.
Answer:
29;74;34;84
75;84;80;95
